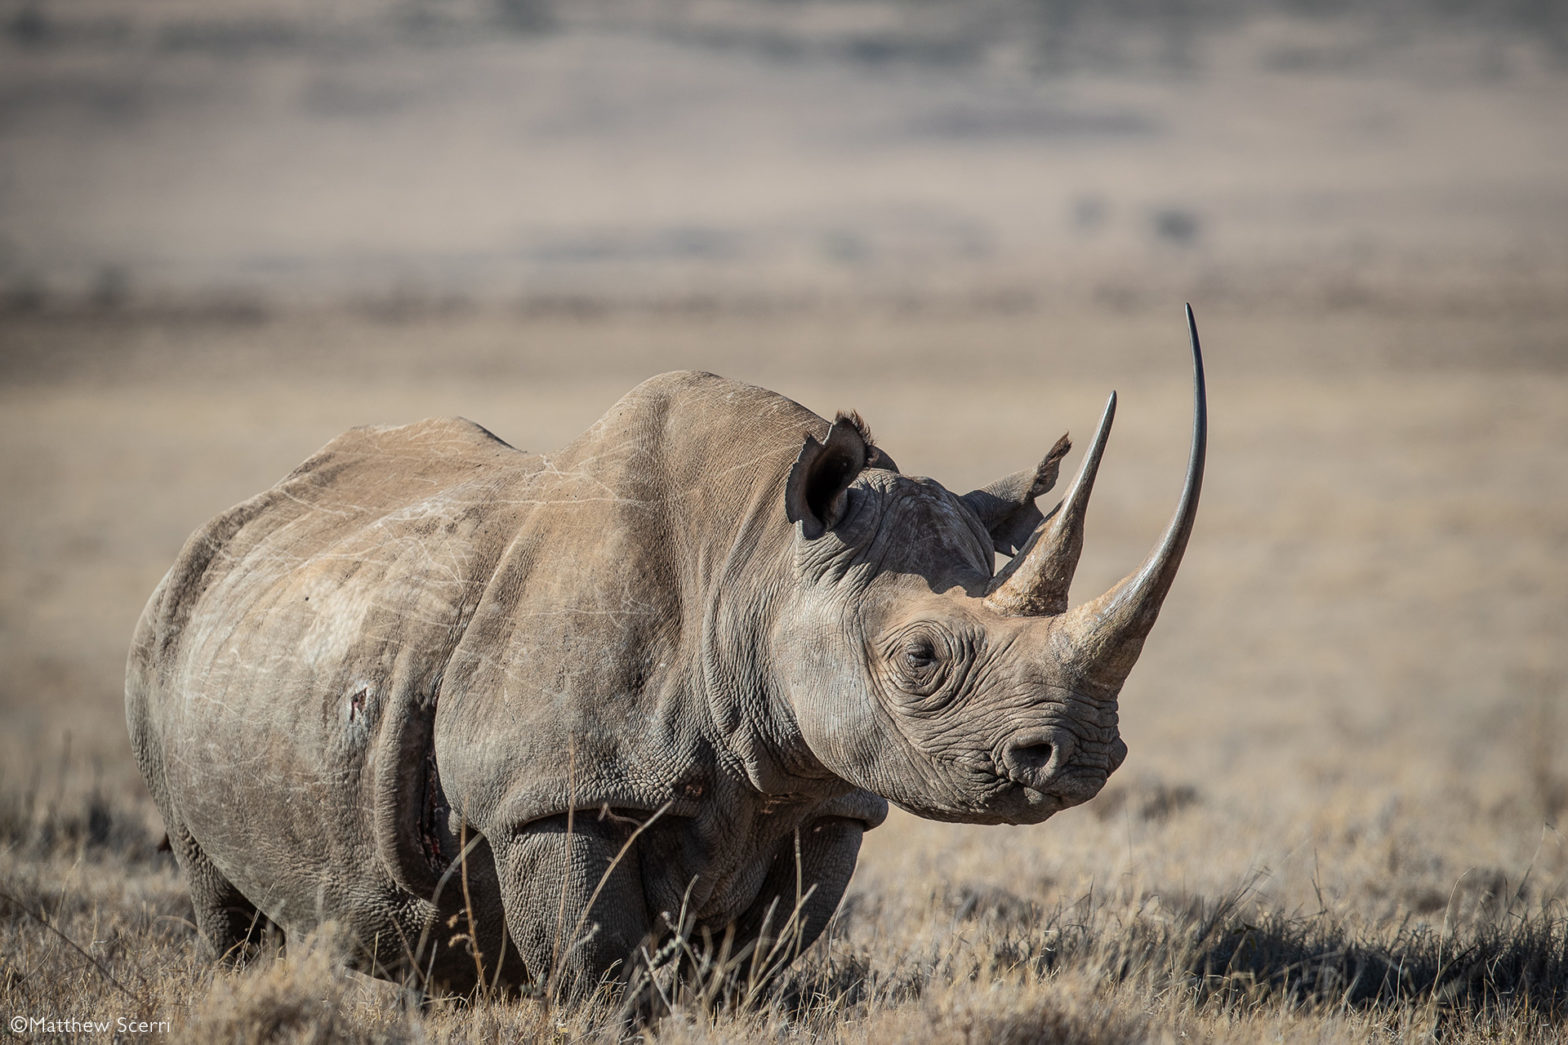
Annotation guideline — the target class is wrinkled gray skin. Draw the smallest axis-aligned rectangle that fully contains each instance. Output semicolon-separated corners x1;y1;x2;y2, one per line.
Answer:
127;315;1206;999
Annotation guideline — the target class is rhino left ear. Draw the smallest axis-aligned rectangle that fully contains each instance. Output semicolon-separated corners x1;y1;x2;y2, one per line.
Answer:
787;412;871;539
961;433;1071;557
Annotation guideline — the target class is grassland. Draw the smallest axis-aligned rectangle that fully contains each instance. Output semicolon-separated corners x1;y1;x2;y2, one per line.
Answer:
3;298;1565;1042
3;2;1567;1041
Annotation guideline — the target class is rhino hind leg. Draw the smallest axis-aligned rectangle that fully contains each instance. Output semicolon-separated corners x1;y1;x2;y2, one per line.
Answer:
167;821;282;964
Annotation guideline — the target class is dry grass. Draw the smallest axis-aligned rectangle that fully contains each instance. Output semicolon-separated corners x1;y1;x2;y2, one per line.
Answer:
3;756;1565;1042
4;3;1568;1040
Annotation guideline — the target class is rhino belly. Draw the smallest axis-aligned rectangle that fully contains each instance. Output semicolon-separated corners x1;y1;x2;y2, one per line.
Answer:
152;585;465;953
161;669;404;934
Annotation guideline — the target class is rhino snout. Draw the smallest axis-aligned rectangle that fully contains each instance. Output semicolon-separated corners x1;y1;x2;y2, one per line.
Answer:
999;728;1127;805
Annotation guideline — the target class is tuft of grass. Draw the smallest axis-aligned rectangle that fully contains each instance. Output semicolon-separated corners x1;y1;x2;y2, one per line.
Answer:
0;750;168;867
184;933;409;1045
1183;895;1568;1023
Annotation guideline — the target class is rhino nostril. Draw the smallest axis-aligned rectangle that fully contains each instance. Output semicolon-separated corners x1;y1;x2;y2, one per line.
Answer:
1011;741;1054;773
1003;733;1066;789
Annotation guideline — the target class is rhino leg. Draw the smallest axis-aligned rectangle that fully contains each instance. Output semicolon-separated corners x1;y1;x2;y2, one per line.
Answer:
491;813;650;1002
165;820;281;964
697;815;863;993
737;816;862;963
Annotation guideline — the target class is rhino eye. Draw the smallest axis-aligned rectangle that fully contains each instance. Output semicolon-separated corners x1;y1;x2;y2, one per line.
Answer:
881;624;972;708
901;638;938;672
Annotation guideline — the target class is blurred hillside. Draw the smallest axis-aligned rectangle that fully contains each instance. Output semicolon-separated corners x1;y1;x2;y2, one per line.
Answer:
2;0;1565;318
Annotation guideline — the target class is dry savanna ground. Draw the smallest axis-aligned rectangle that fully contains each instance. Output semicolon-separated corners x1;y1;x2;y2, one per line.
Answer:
3;300;1566;1043
3;2;1568;1042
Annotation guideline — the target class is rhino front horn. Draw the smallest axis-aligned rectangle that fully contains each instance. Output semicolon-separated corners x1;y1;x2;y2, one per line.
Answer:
1057;304;1207;694
989;306;1206;694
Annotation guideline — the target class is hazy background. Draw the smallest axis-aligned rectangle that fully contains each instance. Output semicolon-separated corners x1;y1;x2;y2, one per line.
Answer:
3;0;1567;968
3;0;1566;314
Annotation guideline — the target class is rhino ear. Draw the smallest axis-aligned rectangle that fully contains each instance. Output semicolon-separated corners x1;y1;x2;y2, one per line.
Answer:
787;411;871;539
961;432;1071;557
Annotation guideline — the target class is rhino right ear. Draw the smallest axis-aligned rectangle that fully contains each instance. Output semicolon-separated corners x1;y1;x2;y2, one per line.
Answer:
961;433;1071;557
786;412;870;539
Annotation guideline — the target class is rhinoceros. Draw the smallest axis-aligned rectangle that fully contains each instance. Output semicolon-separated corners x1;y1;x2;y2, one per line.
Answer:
126;309;1206;999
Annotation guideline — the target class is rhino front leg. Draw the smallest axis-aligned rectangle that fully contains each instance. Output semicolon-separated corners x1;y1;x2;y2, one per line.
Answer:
491;813;651;1002
720;816;865;987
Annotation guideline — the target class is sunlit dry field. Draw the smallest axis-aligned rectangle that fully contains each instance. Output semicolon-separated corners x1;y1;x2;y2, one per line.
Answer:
4;299;1566;1042
3;3;1568;1042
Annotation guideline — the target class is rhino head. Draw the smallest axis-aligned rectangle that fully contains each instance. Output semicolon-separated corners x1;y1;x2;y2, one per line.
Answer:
775;309;1206;825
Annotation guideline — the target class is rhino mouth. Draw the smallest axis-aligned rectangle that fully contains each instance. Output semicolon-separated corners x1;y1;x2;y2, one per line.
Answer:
982;763;1112;825
996;784;1067;823
897;751;1112;825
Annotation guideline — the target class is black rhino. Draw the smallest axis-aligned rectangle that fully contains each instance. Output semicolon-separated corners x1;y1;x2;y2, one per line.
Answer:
126;309;1207;999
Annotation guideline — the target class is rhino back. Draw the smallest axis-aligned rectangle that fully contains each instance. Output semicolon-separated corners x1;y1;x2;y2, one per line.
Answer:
130;416;532;928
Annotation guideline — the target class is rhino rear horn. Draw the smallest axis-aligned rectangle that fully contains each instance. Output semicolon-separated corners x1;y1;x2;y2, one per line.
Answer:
787;412;871;539
983;393;1116;616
